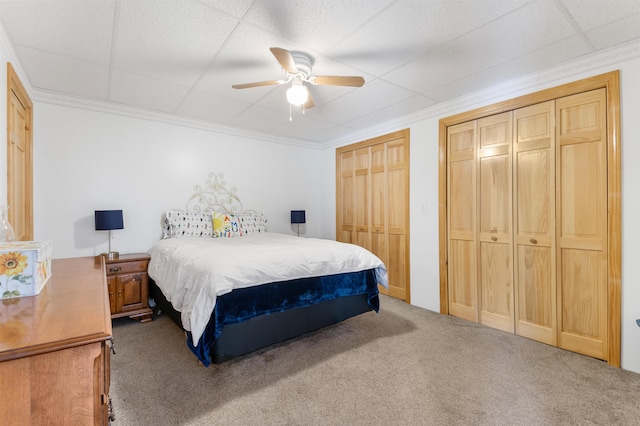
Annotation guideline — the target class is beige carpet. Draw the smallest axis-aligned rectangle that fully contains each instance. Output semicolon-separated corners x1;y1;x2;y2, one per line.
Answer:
110;296;640;425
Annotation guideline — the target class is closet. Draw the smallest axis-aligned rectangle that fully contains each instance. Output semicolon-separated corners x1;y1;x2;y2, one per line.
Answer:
439;72;621;366
336;129;410;302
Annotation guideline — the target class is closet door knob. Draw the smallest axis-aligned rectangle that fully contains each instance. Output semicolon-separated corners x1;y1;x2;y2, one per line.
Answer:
530;238;538;244
491;236;498;241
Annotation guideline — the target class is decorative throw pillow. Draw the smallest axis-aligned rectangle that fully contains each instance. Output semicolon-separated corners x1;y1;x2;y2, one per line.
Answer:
237;213;267;234
164;210;213;238
212;212;242;238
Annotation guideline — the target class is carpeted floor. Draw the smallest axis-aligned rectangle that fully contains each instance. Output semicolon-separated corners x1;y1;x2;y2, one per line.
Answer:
110;295;640;425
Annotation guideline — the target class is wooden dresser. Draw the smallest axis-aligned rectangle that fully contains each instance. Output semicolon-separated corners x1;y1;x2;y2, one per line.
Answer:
0;257;113;424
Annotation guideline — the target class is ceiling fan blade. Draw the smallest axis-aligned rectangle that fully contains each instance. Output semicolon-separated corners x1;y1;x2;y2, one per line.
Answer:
270;47;298;74
303;93;315;110
312;75;365;87
232;80;286;89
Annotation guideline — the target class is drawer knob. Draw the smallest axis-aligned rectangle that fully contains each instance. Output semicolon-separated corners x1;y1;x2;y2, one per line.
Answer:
109;266;122;273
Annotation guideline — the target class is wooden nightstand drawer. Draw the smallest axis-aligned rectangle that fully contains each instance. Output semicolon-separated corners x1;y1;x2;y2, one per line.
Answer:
106;260;148;275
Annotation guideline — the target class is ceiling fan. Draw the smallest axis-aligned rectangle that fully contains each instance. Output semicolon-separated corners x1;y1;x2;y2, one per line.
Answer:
232;47;365;114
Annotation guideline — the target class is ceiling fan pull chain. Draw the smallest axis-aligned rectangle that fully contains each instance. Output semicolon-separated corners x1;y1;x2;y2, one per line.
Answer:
289;103;293;121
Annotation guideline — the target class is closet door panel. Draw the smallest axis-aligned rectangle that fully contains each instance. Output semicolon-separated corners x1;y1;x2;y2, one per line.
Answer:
449;239;476;321
556;88;608;360
355;148;370;250
477;113;513;332
338;151;355;243
516;245;554;343
479;241;512;331
448;121;477;321
370;144;387;275
513;101;556;345
387;160;407;298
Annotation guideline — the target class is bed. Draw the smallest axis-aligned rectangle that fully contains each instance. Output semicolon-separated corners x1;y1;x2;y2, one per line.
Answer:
147;173;388;366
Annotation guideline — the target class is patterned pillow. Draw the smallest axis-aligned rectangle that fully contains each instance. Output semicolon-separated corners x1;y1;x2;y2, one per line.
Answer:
212;212;242;238
163;210;213;238
237;213;267;234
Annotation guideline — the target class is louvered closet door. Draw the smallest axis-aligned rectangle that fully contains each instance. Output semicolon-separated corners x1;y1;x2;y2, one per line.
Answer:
447;121;477;322
477;112;514;332
513;101;557;345
556;89;608;360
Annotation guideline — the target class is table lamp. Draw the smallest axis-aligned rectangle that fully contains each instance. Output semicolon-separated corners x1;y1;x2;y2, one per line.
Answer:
95;209;124;259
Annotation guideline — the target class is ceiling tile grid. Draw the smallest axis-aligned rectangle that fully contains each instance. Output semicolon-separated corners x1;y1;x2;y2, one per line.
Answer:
0;0;639;145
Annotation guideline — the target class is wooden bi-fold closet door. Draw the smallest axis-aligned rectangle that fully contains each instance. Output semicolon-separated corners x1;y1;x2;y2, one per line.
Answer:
441;74;618;364
336;129;410;302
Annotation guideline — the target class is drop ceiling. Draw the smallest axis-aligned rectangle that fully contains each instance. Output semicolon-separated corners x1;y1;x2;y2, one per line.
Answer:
1;0;639;146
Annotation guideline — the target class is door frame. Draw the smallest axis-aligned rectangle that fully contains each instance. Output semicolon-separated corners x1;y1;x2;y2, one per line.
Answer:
6;63;34;240
438;71;621;366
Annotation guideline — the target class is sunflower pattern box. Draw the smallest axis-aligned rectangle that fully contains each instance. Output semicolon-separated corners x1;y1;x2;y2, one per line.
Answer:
0;240;52;299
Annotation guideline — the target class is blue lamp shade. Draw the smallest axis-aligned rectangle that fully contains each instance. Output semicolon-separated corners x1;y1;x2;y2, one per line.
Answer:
95;210;124;231
291;210;306;224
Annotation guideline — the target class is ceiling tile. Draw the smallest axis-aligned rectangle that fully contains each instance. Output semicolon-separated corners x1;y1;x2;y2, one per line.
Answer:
424;35;592;102
327;0;530;76
16;46;110;99
228;104;291;132
382;1;576;95
197;0;254;19
343;95;437;129
176;90;251;124
585;13;640;50
0;0;115;65
113;0;239;87
309;78;415;124
559;0;640;31
269;115;335;139
109;69;190;113
241;0;394;53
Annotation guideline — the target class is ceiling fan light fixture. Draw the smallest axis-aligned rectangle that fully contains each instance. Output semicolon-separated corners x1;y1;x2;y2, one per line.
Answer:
286;83;308;105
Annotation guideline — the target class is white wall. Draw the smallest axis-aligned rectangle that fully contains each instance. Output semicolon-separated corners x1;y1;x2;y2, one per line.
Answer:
323;44;640;373
33;103;325;257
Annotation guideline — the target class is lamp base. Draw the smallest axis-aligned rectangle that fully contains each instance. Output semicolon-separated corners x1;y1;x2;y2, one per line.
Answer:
100;251;120;260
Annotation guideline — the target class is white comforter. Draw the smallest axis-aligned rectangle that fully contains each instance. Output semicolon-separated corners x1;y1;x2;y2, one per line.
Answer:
147;233;388;346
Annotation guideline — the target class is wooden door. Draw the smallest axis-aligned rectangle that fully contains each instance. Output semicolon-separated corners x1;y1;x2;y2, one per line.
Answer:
6;63;33;240
447;121;477;322
556;88;608;360
370;144;388;292
477;112;513;332
338;150;355;243
355;148;371;250
385;138;409;300
336;129;410;302
513;101;557;345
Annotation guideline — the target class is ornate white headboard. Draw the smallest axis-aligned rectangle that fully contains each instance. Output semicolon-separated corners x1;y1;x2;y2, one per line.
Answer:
186;172;256;215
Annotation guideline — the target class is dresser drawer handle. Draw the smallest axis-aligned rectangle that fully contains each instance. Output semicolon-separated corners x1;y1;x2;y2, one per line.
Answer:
109;266;122;273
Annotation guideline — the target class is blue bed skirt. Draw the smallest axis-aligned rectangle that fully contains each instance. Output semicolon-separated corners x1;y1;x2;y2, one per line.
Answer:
187;269;380;366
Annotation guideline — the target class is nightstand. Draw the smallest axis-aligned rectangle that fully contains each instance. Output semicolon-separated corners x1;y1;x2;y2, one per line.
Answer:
104;253;153;322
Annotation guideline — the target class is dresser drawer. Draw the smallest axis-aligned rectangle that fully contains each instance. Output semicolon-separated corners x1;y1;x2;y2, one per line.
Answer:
106;260;148;275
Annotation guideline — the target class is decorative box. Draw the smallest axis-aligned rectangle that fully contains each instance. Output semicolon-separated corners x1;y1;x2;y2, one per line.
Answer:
0;240;52;298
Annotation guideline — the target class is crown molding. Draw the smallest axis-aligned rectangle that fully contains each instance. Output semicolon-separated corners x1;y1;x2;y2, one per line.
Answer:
31;89;322;150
